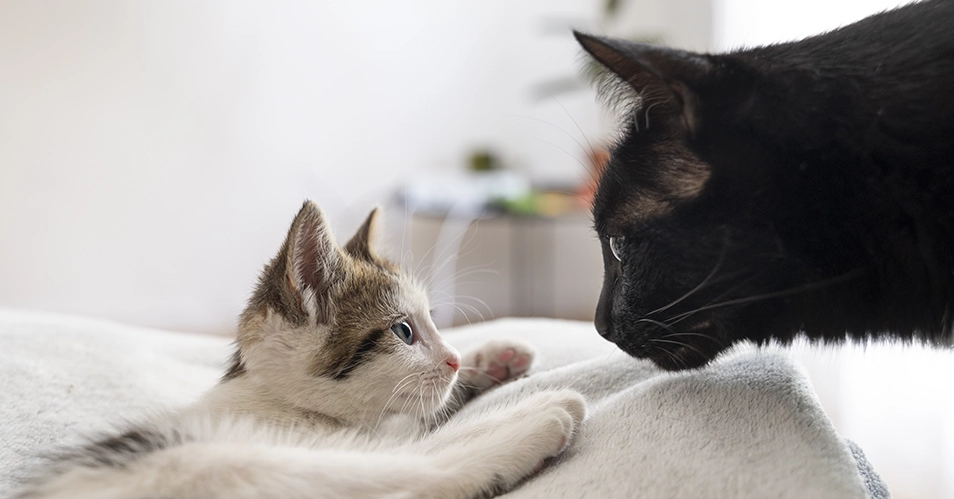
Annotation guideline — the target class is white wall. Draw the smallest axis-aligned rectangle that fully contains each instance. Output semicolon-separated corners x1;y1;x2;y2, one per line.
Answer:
0;0;713;334
714;0;916;49
0;0;616;333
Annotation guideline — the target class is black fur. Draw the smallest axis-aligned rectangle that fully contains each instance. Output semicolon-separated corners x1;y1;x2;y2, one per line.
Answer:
15;428;182;498
79;428;179;468
222;348;247;381
328;327;387;380
577;0;954;370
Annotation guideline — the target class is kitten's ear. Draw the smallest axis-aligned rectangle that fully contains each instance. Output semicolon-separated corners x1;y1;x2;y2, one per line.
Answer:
574;32;713;137
284;200;339;321
344;207;381;262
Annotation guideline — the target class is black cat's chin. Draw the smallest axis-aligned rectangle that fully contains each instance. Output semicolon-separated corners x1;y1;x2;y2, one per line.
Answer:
605;320;730;371
644;343;717;371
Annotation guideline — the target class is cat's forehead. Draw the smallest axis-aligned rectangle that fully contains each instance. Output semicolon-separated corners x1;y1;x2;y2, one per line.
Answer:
594;140;710;235
334;258;427;326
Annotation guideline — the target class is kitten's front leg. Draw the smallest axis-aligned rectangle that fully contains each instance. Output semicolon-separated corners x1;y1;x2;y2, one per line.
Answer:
446;339;535;415
421;389;586;498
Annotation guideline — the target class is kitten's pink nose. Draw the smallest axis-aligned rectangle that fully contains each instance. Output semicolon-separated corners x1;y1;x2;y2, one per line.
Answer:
445;353;461;372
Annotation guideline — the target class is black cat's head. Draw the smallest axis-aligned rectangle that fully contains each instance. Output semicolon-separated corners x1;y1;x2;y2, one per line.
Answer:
577;33;871;370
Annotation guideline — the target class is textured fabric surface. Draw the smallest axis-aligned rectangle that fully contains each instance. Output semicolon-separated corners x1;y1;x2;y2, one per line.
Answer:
847;439;891;499
0;309;883;498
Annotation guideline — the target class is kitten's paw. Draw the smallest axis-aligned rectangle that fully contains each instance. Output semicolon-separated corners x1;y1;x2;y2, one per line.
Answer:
433;389;586;497
459;339;535;391
524;389;587;443
496;390;587;485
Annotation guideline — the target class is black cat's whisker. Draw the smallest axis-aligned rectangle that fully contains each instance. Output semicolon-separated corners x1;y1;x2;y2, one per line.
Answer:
548;93;596;157
667;271;767;327
646;244;727;318
633;318;678;335
516;130;590;172
505;113;591;158
648;337;709;360
648;343;685;370
658;331;724;344
665;269;866;325
658;268;775;329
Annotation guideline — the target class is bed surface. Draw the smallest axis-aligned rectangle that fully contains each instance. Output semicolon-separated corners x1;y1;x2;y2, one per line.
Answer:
0;309;887;498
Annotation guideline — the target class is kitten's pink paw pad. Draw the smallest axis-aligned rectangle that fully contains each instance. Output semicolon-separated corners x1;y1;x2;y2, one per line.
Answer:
461;340;536;390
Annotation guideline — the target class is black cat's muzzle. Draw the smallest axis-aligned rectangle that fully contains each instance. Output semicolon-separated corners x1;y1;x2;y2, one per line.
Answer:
610;315;729;371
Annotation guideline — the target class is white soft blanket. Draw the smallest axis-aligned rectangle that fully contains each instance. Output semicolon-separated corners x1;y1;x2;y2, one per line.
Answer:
0;309;886;498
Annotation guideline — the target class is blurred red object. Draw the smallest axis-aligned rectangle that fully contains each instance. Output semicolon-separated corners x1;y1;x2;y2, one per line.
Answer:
576;146;610;209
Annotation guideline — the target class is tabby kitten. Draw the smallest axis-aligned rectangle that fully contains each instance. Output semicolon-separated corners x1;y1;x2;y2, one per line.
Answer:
19;201;586;499
576;0;954;370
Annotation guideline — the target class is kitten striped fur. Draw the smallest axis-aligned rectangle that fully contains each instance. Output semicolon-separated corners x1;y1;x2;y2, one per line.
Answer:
17;201;586;499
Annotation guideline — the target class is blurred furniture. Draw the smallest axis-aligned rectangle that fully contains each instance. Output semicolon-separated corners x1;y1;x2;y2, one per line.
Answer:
399;210;604;327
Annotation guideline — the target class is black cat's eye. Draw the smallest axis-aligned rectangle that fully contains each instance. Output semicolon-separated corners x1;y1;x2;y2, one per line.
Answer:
390;321;413;344
609;236;625;262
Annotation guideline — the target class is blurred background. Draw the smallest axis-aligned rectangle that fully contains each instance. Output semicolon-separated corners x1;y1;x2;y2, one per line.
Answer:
1;0;949;497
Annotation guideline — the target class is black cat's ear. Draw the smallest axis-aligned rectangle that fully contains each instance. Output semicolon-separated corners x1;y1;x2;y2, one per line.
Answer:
574;32;713;137
284;200;339;321
344;207;381;262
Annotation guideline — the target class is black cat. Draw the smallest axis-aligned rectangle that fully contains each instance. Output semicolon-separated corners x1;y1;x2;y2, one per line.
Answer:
576;0;954;370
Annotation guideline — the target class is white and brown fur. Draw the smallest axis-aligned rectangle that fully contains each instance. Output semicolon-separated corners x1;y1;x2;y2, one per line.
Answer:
17;201;586;499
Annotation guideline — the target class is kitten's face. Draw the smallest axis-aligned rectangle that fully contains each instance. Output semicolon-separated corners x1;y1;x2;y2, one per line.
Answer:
232;201;461;425
578;34;866;370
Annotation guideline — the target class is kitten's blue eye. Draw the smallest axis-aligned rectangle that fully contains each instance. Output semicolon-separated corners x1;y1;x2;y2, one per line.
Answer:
390;321;413;344
609;236;625;262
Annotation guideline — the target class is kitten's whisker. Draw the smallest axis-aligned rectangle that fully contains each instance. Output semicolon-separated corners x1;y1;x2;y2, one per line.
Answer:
460;370;504;385
390;373;419;394
452;305;473;325
418;382;427;420
400;185;411;267
454;303;487;323
374;373;421;431
455;295;493;316
410;227;471;285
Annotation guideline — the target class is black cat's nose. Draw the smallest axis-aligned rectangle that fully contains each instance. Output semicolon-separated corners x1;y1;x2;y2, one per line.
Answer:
594;313;614;341
593;289;616;342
